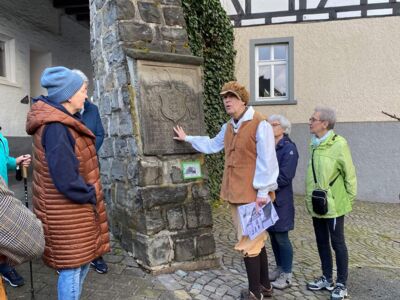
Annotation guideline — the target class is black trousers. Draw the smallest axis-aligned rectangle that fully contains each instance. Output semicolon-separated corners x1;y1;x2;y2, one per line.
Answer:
312;216;348;285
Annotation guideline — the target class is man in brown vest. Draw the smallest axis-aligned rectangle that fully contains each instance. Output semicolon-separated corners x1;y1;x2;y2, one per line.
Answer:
173;81;279;300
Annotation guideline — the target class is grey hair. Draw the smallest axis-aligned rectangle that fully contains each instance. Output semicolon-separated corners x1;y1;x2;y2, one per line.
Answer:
268;114;291;135
314;106;336;130
71;69;89;83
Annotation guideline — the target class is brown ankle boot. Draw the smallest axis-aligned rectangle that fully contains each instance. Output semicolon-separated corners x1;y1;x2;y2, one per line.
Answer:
241;289;264;300
260;284;273;297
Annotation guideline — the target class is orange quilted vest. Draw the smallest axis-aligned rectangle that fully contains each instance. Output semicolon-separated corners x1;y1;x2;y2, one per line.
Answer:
26;100;110;269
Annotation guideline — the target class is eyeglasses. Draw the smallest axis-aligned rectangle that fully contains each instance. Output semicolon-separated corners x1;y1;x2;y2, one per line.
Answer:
222;95;239;101
309;117;322;123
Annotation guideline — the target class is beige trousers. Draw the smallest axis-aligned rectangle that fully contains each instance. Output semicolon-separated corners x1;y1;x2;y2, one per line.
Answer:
230;204;267;257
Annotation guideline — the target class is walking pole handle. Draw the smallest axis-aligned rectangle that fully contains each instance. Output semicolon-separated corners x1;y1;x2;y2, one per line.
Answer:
22;165;28;179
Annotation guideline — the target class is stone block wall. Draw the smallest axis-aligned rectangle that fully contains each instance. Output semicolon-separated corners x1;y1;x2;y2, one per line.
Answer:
90;0;217;273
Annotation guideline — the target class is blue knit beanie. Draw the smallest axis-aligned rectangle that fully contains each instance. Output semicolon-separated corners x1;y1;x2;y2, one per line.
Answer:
40;66;84;104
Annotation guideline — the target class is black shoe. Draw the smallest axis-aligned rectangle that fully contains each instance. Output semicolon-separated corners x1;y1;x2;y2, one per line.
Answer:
90;257;108;274
2;268;24;287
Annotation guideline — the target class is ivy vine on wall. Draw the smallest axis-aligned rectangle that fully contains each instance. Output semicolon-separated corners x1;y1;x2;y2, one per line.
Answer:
181;0;236;202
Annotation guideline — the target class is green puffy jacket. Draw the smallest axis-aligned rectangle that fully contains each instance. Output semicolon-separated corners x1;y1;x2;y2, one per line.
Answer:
305;131;357;218
0;133;16;185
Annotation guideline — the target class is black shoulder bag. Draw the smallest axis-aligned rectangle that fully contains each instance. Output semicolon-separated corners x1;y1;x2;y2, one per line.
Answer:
311;148;340;215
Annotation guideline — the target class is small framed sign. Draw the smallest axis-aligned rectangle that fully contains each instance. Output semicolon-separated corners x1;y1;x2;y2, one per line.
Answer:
182;160;202;180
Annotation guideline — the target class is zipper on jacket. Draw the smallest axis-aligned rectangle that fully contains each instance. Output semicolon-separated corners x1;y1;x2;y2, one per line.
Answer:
93;205;99;222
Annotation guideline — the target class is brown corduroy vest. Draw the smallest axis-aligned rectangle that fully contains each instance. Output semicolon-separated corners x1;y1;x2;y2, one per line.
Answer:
26;101;110;269
220;111;265;204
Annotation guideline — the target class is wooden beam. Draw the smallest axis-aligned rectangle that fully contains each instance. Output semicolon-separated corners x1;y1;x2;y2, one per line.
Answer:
360;0;368;17
245;0;251;15
318;0;328;9
299;0;307;10
289;0;295;11
53;0;88;8
231;0;245;16
230;2;399;20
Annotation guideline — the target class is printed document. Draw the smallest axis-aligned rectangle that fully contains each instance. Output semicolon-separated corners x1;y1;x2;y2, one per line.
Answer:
238;201;279;240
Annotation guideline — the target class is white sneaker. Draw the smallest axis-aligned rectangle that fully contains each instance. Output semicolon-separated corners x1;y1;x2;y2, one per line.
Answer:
271;272;292;290
269;267;281;281
307;275;334;291
331;283;348;300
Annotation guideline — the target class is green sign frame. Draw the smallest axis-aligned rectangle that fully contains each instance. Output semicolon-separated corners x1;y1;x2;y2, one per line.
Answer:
181;160;202;180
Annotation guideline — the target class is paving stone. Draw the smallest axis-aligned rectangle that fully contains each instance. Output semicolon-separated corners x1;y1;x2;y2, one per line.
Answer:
191;283;203;291
157;274;183;290
173;289;192;300
175;269;188;277
203;284;216;292
104;253;125;264
189;288;200;295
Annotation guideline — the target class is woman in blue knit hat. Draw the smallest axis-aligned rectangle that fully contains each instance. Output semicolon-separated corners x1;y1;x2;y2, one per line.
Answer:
26;66;110;300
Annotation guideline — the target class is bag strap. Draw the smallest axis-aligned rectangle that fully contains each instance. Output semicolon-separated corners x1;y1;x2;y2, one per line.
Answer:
311;134;340;187
311;148;318;184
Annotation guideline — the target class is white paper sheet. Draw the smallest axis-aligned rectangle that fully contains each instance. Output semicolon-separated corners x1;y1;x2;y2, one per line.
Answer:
238;201;279;240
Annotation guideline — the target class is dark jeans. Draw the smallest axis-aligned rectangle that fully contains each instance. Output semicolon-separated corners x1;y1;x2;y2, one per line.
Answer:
312;216;348;285
268;231;293;273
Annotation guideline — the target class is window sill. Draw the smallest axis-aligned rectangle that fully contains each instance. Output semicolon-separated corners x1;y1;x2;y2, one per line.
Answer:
0;77;20;88
250;99;297;106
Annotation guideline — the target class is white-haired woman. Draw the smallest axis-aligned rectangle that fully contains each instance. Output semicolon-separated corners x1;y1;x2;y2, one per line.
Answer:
71;69;107;275
305;106;357;300
71;69;105;154
267;115;298;290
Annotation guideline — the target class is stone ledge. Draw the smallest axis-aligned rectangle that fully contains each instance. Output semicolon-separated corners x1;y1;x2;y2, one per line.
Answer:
125;48;203;65
142;256;220;275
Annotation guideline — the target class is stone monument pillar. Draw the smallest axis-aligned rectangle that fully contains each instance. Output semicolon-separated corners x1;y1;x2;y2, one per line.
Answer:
90;0;218;273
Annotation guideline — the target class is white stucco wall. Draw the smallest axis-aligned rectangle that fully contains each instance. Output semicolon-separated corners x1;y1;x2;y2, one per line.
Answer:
0;0;91;137
233;16;400;124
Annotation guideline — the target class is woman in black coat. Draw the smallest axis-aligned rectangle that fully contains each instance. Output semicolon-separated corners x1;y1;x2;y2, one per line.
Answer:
267;115;299;290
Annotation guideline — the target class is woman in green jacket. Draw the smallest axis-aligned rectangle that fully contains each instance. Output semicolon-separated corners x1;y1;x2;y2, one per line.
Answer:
305;107;357;300
0;131;30;186
0;128;31;287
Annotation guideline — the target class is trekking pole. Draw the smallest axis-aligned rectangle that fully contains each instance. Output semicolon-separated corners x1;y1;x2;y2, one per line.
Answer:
22;166;35;300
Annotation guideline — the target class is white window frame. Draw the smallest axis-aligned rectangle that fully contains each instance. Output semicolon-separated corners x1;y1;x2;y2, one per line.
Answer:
0;33;16;86
250;37;296;105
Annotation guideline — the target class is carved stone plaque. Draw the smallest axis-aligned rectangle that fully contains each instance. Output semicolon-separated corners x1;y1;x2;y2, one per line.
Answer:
137;60;206;155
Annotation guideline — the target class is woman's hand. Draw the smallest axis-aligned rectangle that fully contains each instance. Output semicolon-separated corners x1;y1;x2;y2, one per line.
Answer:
173;125;187;141
16;154;31;167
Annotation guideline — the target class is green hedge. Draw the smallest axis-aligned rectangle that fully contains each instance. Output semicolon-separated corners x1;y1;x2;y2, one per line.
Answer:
182;0;236;201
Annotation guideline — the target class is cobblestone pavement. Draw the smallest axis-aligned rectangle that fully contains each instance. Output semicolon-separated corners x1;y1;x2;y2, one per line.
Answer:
6;181;178;300
6;236;178;300
5;182;400;299
156;197;400;300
